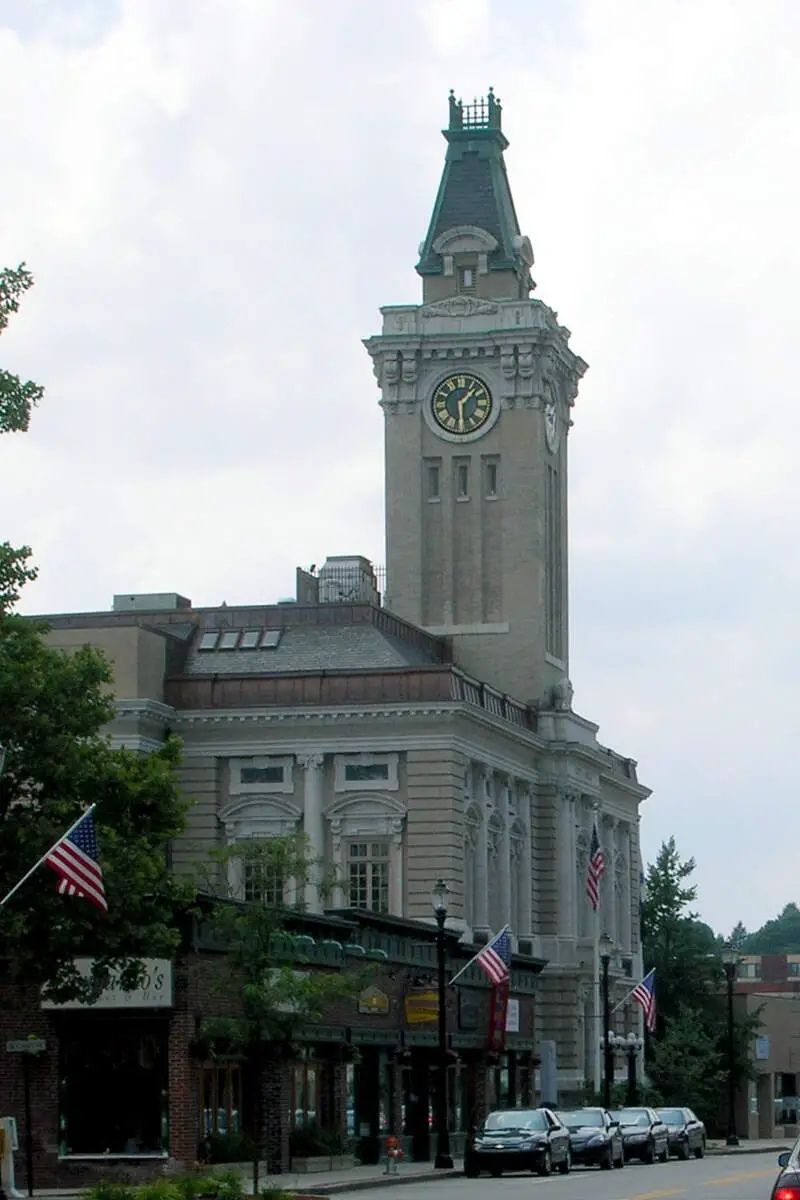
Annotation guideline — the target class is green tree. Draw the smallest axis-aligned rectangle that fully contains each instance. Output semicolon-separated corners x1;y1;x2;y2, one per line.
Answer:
0;612;192;1000
1;264;44;610
743;903;800;954
642;837;718;1031
197;837;367;1175
728;920;749;950
642;837;764;1129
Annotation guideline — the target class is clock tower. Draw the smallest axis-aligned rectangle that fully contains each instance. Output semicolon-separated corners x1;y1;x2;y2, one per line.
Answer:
365;90;588;707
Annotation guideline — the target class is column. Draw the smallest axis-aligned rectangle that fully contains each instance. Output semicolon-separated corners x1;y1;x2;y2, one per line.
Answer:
518;784;533;937
298;752;325;913
557;791;575;938
498;777;512;930
390;817;404;916
621;821;632;954
473;767;490;935
601;815;615;943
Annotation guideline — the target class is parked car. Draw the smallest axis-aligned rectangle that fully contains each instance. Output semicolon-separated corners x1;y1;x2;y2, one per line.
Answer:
464;1107;572;1177
656;1107;707;1159
772;1146;800;1199
610;1107;669;1163
557;1107;625;1169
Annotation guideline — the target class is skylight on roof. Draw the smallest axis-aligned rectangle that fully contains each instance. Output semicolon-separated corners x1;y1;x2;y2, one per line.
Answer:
240;630;260;649
198;631;219;651
261;629;282;649
219;630;240;650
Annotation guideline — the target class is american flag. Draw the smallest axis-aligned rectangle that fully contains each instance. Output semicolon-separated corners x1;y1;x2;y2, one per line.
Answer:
586;820;605;911
475;927;512;985
45;811;108;912
632;968;657;1032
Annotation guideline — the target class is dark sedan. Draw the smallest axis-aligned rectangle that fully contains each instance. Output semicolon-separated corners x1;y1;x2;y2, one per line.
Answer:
610;1107;669;1163
557;1107;624;1169
657;1106;706;1159
464;1107;572;1177
772;1147;800;1199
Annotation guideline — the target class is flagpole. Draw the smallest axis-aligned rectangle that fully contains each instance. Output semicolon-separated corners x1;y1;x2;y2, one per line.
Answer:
592;902;601;1095
449;925;509;987
0;804;97;909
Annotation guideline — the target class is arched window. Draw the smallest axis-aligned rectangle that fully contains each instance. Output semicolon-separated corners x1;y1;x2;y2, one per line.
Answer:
326;793;407;916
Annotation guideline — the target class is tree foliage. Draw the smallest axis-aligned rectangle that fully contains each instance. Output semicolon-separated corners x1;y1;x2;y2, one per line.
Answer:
0;612;192;1000
642;837;762;1130
1;263;44;609
741;903;800;955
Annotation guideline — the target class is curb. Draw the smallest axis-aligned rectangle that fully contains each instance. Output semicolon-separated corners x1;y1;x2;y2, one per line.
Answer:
296;1171;465;1195
707;1144;789;1157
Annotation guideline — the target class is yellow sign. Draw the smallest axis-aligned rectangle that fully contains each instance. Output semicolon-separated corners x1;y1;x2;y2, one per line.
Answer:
404;990;439;1024
358;985;390;1015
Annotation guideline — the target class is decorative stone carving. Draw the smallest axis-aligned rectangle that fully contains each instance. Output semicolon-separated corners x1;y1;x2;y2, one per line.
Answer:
575;830;590;871
297;751;324;771
420;296;499;319
551;675;574;711
401;353;418;384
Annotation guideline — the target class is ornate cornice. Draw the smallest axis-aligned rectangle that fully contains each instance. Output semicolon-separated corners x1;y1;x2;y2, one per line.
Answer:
420;295;499;319
114;699;175;727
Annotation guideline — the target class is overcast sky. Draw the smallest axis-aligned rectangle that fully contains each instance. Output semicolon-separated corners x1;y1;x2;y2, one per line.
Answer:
2;0;797;938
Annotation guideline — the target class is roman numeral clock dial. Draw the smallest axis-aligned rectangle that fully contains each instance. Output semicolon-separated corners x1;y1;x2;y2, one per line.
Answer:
431;374;493;437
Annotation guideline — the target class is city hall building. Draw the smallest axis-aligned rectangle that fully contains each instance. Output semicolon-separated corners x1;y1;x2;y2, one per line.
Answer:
1;91;650;1183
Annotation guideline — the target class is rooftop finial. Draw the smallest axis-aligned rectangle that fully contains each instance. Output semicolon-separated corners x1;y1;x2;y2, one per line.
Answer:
448;88;502;132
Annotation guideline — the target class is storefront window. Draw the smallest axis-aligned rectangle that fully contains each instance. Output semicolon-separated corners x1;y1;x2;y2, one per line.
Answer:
200;1062;242;1137
59;1020;168;1156
292;1059;320;1127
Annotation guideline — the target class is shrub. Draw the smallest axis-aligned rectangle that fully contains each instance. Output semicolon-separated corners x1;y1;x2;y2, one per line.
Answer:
83;1184;136;1200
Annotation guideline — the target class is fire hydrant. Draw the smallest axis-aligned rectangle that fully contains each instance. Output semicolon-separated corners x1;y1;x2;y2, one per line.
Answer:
384;1134;404;1175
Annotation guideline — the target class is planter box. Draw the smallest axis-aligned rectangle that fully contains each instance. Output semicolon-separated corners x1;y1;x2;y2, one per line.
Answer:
292;1155;357;1174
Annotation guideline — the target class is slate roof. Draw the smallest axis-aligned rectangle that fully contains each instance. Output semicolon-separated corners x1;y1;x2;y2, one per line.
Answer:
416;108;522;276
184;622;443;677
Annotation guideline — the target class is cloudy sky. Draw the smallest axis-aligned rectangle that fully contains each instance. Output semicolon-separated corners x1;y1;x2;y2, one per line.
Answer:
1;0;797;937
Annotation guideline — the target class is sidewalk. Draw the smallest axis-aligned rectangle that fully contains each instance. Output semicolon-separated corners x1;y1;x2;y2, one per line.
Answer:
27;1139;795;1199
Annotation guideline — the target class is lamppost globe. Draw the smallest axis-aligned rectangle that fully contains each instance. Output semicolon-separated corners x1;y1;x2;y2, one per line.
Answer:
599;932;613;961
431;878;450;918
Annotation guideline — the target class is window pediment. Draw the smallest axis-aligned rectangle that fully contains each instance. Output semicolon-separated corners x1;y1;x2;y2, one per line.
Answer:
326;792;407;840
432;226;498;256
221;795;302;840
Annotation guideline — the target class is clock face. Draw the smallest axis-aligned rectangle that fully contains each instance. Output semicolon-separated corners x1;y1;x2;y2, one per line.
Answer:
431;374;493;437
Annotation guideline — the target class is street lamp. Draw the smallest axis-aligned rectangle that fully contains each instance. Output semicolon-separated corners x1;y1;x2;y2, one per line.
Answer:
431;879;454;1170
600;933;614;1108
721;946;740;1147
608;1031;644;1105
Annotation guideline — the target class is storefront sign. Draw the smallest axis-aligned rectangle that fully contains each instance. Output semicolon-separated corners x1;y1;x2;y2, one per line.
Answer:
404;990;438;1024
6;1039;46;1054
41;958;173;1010
505;999;520;1033
358;985;390;1015
755;1035;770;1060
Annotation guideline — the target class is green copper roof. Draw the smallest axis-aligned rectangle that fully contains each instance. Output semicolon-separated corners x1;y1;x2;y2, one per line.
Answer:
416;89;524;277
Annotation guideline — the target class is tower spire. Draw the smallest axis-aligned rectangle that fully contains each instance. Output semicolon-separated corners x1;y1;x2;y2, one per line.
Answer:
416;89;534;301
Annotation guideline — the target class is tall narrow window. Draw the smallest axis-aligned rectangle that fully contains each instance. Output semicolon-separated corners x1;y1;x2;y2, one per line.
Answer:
427;463;440;500
485;461;498;498
458;265;477;294
456;462;470;499
348;842;390;913
545;464;564;659
243;856;284;905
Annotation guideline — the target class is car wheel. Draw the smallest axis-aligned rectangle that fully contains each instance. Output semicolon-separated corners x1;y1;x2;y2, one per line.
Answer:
464;1162;480;1179
601;1145;613;1170
537;1148;552;1177
695;1139;705;1160
558;1147;571;1175
659;1143;669;1163
679;1140;691;1161
644;1139;656;1164
614;1144;625;1169
489;1166;502;1177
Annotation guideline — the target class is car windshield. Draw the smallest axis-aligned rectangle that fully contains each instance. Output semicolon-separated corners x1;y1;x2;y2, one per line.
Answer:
483;1110;547;1133
658;1109;684;1126
613;1110;649;1126
560;1111;604;1129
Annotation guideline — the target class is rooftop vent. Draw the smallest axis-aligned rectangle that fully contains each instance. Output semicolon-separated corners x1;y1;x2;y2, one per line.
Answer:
113;593;191;613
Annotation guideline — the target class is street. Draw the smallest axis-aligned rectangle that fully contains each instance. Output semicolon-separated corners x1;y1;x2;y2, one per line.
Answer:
345;1155;784;1200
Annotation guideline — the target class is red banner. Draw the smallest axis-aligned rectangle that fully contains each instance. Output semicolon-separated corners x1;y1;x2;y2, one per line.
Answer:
487;981;510;1051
